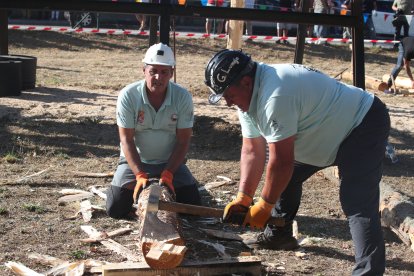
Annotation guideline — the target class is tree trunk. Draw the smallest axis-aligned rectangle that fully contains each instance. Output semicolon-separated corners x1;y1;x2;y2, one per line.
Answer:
136;182;186;269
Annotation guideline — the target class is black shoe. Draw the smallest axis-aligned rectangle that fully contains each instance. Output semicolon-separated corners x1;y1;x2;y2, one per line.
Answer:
243;232;299;250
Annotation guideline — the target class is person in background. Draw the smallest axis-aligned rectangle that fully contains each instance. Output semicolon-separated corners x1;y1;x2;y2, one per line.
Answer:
391;0;412;40
50;10;60;21
244;0;255;35
313;0;333;40
276;0;293;39
387;36;414;91
204;49;389;275
206;0;227;35
106;43;201;219
136;0;149;32
342;0;377;39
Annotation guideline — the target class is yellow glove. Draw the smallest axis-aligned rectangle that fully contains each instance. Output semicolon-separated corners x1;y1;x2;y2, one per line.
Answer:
133;171;149;203
243;197;275;229
159;170;175;194
223;191;253;223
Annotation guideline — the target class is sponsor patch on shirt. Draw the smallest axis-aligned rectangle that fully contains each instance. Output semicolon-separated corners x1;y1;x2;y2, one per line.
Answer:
137;110;145;124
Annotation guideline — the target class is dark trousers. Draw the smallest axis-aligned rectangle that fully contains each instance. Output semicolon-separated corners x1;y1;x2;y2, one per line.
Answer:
106;158;201;219
271;97;389;275
388;43;404;88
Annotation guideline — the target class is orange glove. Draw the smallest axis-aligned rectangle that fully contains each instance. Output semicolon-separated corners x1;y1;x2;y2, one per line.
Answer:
133;171;149;203
223;191;253;223
159;170;175;194
243;197;275;229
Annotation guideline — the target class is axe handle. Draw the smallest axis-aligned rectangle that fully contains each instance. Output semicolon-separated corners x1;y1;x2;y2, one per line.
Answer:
158;200;224;218
157;201;285;227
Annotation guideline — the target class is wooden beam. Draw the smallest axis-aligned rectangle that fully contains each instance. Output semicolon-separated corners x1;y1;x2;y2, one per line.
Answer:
102;256;261;276
227;0;244;50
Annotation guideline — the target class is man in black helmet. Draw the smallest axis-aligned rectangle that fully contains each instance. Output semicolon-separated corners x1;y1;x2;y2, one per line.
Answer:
204;49;389;275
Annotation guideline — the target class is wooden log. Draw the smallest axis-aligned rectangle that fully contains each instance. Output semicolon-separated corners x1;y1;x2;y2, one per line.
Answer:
382;74;412;89
341;71;386;91
136;183;186;269
102;256;262;276
379;182;414;252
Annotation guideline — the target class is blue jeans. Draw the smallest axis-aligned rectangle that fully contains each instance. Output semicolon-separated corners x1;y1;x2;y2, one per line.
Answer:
313;8;328;38
269;97;389;275
106;157;201;218
388;43;404;88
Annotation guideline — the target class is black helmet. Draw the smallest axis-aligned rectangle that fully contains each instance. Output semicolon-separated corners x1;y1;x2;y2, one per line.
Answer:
204;49;254;104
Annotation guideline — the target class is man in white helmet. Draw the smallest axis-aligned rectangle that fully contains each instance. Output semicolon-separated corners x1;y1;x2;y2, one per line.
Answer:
106;43;201;219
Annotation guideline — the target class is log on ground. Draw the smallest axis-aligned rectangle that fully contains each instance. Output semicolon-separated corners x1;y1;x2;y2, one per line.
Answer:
136;183;186;269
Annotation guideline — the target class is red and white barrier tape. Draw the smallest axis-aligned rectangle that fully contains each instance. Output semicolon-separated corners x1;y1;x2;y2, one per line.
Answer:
8;25;399;46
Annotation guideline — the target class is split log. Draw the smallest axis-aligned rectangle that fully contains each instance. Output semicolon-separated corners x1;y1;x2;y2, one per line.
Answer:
341;71;387;92
380;182;414;252
382;74;413;89
136;183;186;269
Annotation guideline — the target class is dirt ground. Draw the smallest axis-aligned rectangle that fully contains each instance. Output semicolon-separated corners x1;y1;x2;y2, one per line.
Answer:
0;30;413;275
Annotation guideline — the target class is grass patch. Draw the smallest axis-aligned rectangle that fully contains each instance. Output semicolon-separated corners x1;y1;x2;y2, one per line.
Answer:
3;152;20;163
70;250;87;259
0;207;8;215
23;204;46;214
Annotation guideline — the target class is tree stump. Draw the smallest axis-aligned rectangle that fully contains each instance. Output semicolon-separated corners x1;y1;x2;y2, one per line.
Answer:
136;182;187;269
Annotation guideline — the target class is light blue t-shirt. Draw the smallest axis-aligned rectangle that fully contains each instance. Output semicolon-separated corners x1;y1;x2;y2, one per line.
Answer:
239;63;374;166
116;80;194;164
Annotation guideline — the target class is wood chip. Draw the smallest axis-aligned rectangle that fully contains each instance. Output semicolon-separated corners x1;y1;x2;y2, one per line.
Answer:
58;192;94;204
71;171;114;178
28;253;66;267
80;200;93;222
90;186;107;200
4;261;43;276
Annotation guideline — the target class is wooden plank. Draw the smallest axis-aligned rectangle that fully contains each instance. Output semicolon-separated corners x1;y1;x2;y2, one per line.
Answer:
382;74;412;89
102;256;261;276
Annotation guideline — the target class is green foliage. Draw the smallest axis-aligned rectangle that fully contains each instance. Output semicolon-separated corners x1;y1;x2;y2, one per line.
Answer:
23;203;46;214
3;152;19;163
70;250;87;259
0;207;8;215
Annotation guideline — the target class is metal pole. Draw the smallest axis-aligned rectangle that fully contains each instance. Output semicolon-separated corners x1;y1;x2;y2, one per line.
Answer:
148;0;158;46
159;0;170;45
0;9;8;55
351;0;365;89
294;0;311;64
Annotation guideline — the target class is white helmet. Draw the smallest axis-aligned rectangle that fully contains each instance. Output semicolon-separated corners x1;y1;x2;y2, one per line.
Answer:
142;43;175;67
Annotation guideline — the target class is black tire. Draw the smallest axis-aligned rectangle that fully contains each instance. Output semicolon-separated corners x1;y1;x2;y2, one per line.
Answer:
0;61;22;97
0;55;37;90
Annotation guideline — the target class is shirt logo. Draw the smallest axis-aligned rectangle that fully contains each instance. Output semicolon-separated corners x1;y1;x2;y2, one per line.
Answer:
137;110;145;124
171;114;178;122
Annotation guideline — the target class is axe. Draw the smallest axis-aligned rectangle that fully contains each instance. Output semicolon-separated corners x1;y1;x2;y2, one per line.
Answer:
144;184;285;227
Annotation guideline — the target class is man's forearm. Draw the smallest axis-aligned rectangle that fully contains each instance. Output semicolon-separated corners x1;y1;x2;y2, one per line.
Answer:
165;142;189;173
239;144;266;197
261;159;293;204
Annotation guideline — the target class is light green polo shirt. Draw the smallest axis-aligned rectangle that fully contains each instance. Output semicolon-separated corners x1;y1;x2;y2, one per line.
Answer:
239;63;374;167
116;80;194;164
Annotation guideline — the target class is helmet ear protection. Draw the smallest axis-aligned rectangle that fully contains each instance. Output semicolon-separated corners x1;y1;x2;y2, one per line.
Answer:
142;43;175;67
204;49;254;104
